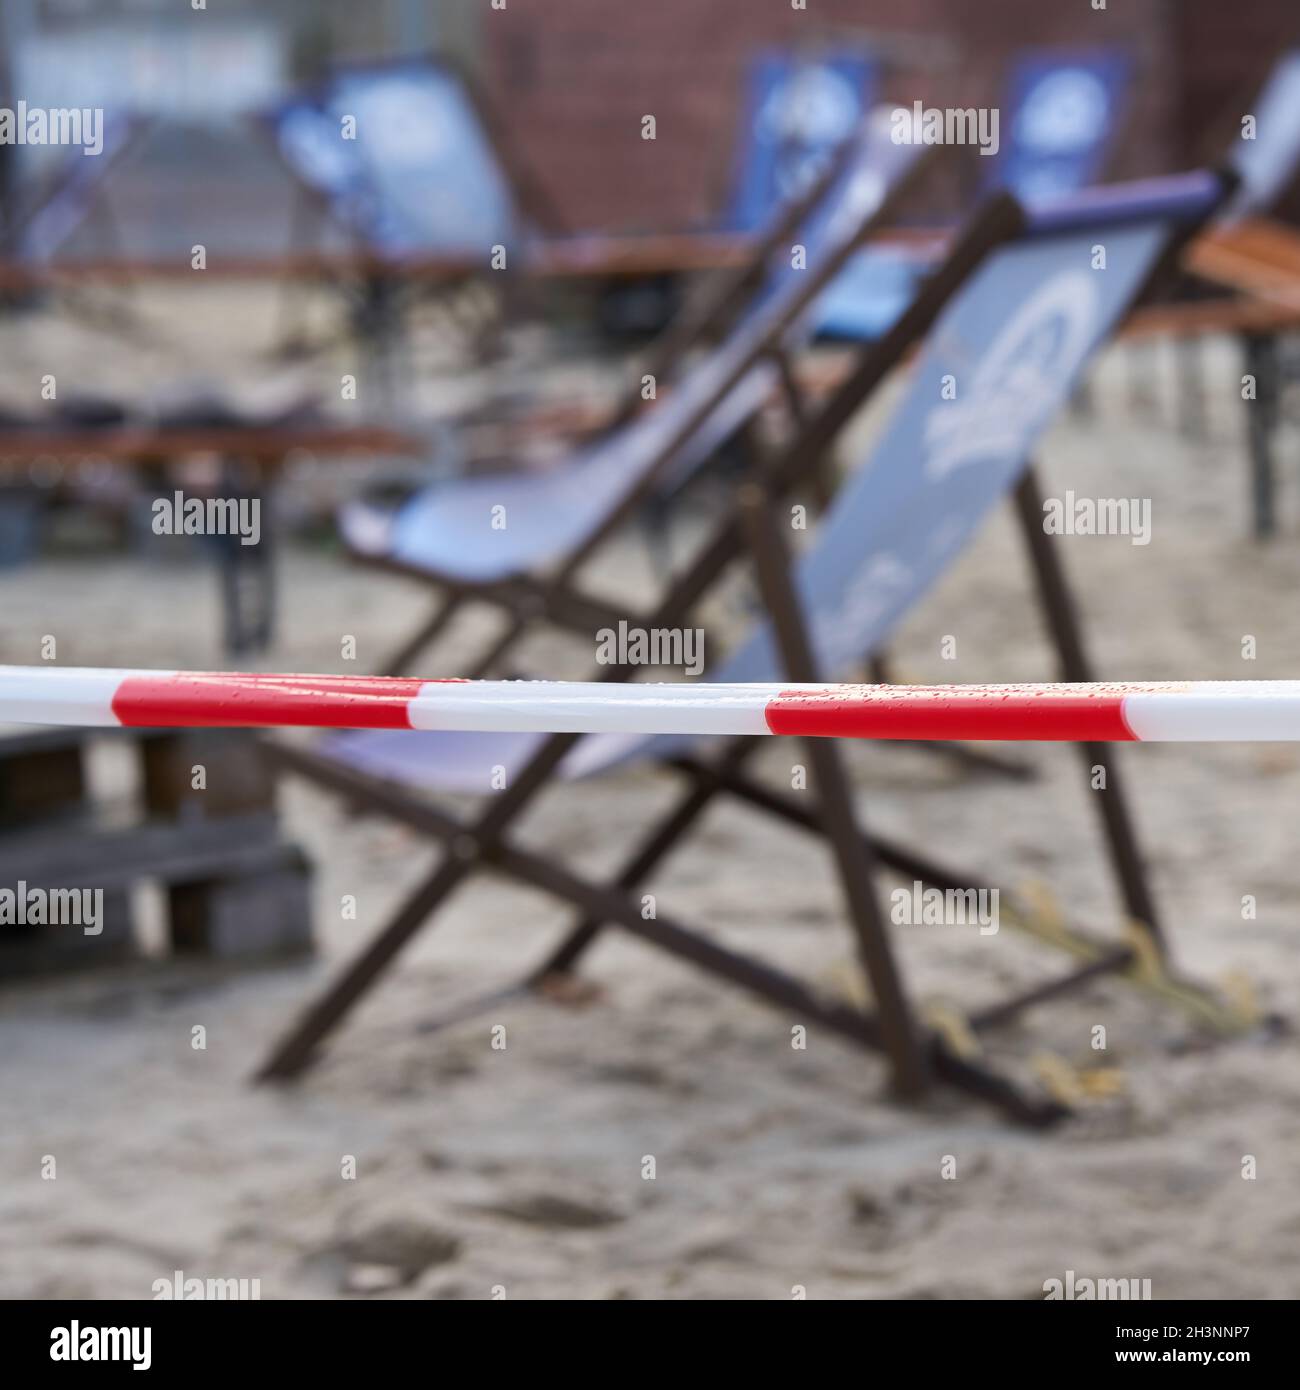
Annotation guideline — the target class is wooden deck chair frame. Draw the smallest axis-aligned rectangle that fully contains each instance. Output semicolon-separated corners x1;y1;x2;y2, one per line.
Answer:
256;178;1225;1124
258;458;1148;1127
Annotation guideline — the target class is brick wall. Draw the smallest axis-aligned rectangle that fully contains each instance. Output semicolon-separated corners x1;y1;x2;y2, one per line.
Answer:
478;0;1300;233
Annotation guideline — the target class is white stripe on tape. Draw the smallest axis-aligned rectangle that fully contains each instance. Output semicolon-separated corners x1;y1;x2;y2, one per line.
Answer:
408;680;773;735
0;665;145;727
1123;680;1300;741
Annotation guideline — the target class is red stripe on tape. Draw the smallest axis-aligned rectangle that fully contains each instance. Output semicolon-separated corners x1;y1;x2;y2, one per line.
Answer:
112;673;426;729
764;686;1138;742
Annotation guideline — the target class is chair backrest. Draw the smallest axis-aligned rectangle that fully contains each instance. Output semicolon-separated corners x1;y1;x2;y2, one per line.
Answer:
721;171;1228;684
1224;50;1300;220
267;57;520;259
384;111;931;582
986;48;1132;202
726;48;878;233
814;50;1131;343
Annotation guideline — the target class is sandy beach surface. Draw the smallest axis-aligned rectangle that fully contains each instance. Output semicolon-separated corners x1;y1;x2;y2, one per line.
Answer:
1;300;1298;1299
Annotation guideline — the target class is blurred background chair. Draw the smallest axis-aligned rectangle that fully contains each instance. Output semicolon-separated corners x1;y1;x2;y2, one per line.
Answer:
341;111;933;678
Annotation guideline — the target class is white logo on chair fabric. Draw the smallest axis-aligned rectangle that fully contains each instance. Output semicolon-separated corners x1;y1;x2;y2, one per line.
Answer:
923;270;1099;481
804;268;1100;677
761;65;861;202
812;553;915;676
1016;69;1109;153
760;65;860;146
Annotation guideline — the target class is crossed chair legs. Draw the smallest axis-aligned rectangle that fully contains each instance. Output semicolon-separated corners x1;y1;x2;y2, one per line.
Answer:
256;479;1162;1126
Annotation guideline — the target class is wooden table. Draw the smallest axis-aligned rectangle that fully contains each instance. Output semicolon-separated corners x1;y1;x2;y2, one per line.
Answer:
0;422;425;655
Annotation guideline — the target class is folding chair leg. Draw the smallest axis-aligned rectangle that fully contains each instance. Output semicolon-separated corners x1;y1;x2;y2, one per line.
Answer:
1176;334;1207;441
256;854;469;1080
377;589;462;677
1242;332;1280;540
535;737;756;980
1014;467;1163;950
262;737;1062;1124
738;484;932;1099
539;728;1023;992
216;457;274;656
258;724;589;1079
969;947;1134;1032
467;611;531;680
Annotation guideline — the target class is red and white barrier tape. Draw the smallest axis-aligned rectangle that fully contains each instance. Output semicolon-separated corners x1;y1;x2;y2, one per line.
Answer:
5;668;1300;740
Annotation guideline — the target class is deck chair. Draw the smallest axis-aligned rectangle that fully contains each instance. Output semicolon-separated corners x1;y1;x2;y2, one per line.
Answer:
1;114;156;338
268;55;566;267
815;46;1133;341
268;53;769;368
0;109;358;359
5;113;353;284
5;113;135;267
261;169;1232;1125
264;55;563;374
343;111;938;680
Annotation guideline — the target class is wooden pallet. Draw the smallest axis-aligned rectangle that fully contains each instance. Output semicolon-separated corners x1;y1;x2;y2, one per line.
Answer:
0;726;312;977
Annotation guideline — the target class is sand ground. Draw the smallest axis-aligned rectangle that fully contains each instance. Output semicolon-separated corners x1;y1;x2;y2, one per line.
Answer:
1;298;1299;1299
